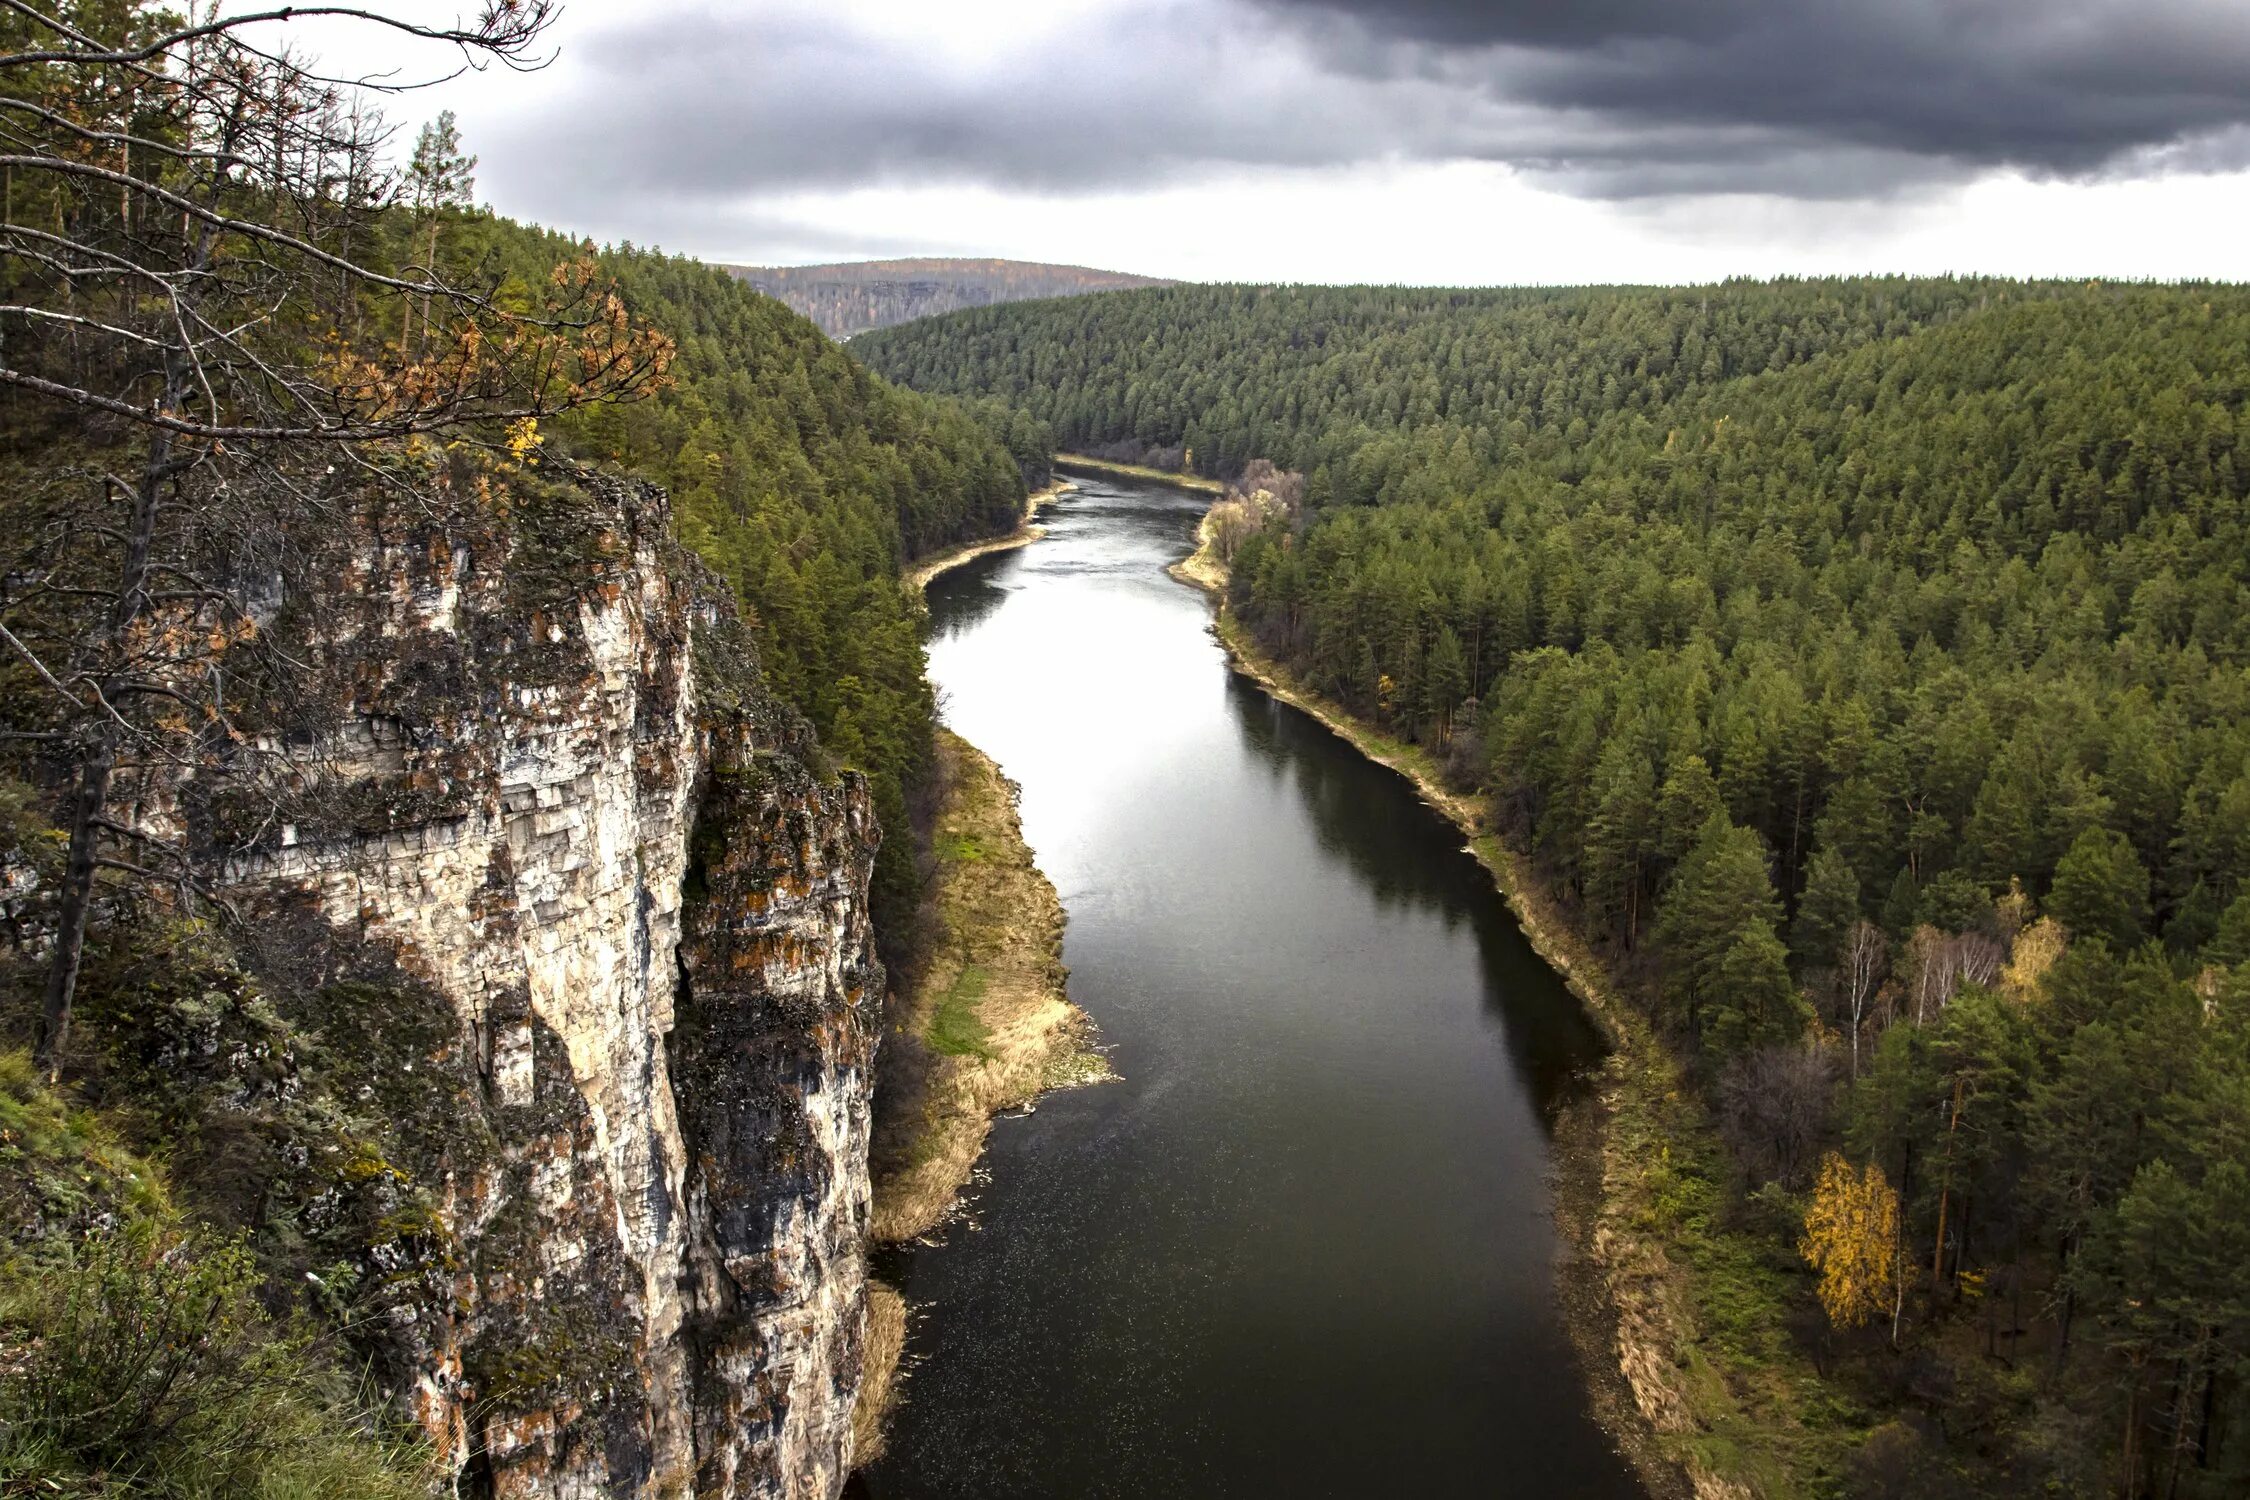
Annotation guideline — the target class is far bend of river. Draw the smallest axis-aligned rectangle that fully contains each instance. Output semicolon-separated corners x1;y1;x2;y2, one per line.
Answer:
855;474;1646;1499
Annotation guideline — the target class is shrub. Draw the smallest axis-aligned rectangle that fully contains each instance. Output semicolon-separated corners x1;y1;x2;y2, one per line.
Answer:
0;1051;433;1500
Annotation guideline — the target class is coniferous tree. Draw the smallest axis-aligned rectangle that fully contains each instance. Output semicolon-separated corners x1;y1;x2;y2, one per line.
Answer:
2049;827;2153;950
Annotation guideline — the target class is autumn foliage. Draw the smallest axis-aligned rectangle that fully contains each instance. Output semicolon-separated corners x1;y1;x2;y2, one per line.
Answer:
1801;1152;1901;1332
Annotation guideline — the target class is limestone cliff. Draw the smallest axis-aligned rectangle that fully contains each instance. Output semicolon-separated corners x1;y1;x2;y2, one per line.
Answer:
189;465;878;1497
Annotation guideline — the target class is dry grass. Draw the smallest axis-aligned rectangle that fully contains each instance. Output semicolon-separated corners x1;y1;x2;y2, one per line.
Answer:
1054;453;1224;493
850;1280;909;1468
854;731;1111;1469
1166;509;1228;593
902;479;1076;593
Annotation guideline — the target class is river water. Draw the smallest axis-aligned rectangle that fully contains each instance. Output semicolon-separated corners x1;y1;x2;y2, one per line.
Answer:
857;474;1645;1499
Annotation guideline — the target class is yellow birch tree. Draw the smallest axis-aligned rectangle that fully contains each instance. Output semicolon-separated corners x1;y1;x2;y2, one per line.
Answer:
1801;1152;1901;1330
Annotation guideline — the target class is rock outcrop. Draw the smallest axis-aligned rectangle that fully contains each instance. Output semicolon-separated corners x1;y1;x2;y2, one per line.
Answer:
199;466;878;1497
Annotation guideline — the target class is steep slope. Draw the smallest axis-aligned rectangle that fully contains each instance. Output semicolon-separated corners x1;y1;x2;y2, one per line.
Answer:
468;225;1038;941
724;258;1170;340
2;217;1044;1496
22;465;877;1497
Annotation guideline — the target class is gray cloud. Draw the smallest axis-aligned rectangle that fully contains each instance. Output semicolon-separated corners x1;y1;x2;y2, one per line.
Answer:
1264;0;1765;50
481;0;2250;224
492;2;1447;197
1269;0;2250;188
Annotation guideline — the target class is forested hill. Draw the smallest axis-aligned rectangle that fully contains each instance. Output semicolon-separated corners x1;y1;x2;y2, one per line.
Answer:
860;278;2250;1495
468;223;1046;932
724;257;1171;339
855;278;2063;474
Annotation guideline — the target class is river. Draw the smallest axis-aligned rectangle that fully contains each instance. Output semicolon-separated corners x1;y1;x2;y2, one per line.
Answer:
856;474;1646;1499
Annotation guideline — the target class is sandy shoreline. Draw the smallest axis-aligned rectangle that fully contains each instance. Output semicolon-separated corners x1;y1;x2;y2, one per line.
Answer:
903;475;1077;594
1054;451;1224;493
852;732;1109;1466
866;729;1108;1249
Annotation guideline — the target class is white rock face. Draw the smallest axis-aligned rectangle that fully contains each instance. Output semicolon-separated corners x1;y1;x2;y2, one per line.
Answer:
219;471;879;1499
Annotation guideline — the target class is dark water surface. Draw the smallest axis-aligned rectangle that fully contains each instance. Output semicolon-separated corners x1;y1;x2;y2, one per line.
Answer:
857;476;1644;1499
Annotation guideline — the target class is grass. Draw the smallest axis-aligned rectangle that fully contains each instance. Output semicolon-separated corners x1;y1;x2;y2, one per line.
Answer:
0;1051;433;1500
926;965;996;1059
0;1050;171;1232
860;732;1110;1463
866;731;1101;1243
935;831;987;862
1601;1027;1865;1496
850;1281;909;1469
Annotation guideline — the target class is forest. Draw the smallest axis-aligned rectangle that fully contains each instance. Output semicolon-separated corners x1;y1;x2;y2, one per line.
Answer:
861;279;2250;1496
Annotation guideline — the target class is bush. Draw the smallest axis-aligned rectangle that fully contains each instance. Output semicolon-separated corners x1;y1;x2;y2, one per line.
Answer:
0;1053;432;1500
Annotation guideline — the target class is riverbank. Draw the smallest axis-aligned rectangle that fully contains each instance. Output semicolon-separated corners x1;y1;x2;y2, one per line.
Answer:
903;475;1077;593
1175;521;1840;1500
1055;451;1224;493
852;633;1109;1460
1166;506;1228;592
868;728;1109;1246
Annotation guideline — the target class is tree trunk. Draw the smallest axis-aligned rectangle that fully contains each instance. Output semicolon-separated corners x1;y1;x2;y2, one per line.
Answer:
1892;1136;1913;1348
1955;1192;1972;1297
2123;1378;2142;1500
1931;1075;1966;1290
419;216;439;356
1985;1257;1998;1358
33;729;114;1077
2165;1356;2195;1500
2009;1224;2025;1365
2194;1359;2217;1472
33;368;175;1080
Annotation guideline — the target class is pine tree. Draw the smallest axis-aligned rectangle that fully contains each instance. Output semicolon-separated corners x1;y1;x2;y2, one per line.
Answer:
1655;754;1724;868
2049;826;2152;950
1656;812;1786;1049
1584;743;1658;945
1794;844;1863;968
1423;625;1468;738
407;110;478;213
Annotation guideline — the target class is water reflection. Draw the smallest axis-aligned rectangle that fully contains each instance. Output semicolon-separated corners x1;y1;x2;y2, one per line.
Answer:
1223;676;1609;1120
920;555;1012;634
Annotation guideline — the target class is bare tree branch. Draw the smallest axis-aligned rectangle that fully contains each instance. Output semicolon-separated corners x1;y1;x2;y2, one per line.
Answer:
0;0;669;1079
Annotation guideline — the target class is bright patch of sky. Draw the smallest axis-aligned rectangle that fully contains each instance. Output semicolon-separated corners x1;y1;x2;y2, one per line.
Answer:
248;0;2250;283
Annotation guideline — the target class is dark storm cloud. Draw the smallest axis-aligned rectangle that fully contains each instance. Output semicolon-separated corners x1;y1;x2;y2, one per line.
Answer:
1265;0;2250;190
489;0;2250;214
1264;0;1762;50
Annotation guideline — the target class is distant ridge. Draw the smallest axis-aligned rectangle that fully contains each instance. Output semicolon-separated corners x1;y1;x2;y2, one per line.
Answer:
723;257;1171;340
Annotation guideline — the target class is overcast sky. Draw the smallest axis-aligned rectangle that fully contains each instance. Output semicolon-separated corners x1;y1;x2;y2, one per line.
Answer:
301;0;2250;283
